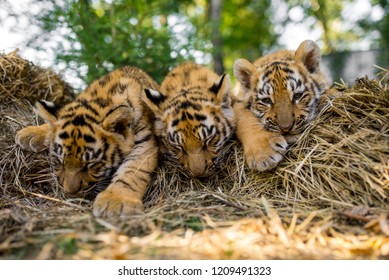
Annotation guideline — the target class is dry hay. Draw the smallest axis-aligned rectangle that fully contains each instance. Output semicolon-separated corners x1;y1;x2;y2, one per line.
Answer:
0;50;75;106
0;50;388;259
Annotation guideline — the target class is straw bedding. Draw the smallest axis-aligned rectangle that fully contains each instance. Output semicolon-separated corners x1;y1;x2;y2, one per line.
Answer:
0;50;388;259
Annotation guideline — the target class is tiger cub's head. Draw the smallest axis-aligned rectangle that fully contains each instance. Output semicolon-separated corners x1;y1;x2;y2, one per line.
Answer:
234;40;330;141
36;99;135;199
142;73;234;177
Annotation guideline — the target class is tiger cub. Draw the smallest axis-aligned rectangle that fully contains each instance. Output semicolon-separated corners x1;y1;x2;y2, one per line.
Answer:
15;67;159;217
142;62;235;177
233;40;330;171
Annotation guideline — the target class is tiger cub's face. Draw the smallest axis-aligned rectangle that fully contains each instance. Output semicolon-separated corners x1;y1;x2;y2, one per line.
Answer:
142;64;234;177
36;100;135;199
234;40;330;140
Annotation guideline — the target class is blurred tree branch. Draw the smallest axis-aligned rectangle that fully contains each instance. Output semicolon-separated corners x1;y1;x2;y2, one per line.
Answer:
209;0;224;75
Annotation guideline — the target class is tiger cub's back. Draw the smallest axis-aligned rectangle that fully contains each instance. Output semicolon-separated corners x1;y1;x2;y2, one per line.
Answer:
161;62;220;97
80;66;160;122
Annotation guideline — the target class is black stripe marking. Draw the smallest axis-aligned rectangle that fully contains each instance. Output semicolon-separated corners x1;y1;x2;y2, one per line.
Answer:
84;114;99;126
207;125;215;134
60;113;76;120
93;148;102;159
311;79;321;94
183;69;190;82
93;98;109;108
98;75;111;87
261;71;273;83
186;112;194;120
195;113;207;121
134;134;152;145
72;115;86;126
179;101;201;110
39;100;61;118
137;176;148;184
59;131;69;139
76;99;99;116
118;82;128;93
104;105;130;119
116;179;129;186
108;83;119;94
144;89;166;105
269;61;289;67
53;143;62;155
84;134;96;143
115;179;136;192
209;73;226;94
90;89;98;97
171;119;180;127
132;124;148;134
102;140;110;160
280;67;294;75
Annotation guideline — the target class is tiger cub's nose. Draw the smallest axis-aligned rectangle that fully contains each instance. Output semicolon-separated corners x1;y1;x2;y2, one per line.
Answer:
278;121;294;133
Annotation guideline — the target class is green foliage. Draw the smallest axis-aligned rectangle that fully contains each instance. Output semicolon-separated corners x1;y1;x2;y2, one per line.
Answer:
27;0;277;87
185;216;204;231
220;0;277;68
358;0;389;49
286;0;389;53
35;0;198;85
285;0;351;53
186;0;277;75
57;237;78;255
4;0;387;88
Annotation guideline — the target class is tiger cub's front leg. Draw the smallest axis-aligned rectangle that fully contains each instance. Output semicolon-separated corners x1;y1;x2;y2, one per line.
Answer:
93;133;158;218
234;102;288;171
15;123;50;152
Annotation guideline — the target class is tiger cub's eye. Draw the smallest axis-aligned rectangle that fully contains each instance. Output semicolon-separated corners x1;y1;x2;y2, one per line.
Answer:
260;98;272;105
293;91;304;103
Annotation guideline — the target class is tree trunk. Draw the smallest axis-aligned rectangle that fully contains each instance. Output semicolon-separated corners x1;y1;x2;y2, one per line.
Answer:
210;0;224;75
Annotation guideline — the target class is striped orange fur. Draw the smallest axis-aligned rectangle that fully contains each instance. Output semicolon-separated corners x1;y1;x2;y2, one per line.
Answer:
142;62;235;177
15;67;159;217
233;40;330;171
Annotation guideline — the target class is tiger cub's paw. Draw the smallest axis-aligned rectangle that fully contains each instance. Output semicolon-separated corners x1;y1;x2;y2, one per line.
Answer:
15;125;49;152
93;185;144;218
244;134;288;172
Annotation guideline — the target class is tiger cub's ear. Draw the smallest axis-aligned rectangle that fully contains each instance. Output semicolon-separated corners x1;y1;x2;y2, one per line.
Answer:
36;100;62;126
102;105;133;137
142;89;167;116
295;40;321;73
233;59;256;99
209;73;231;103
